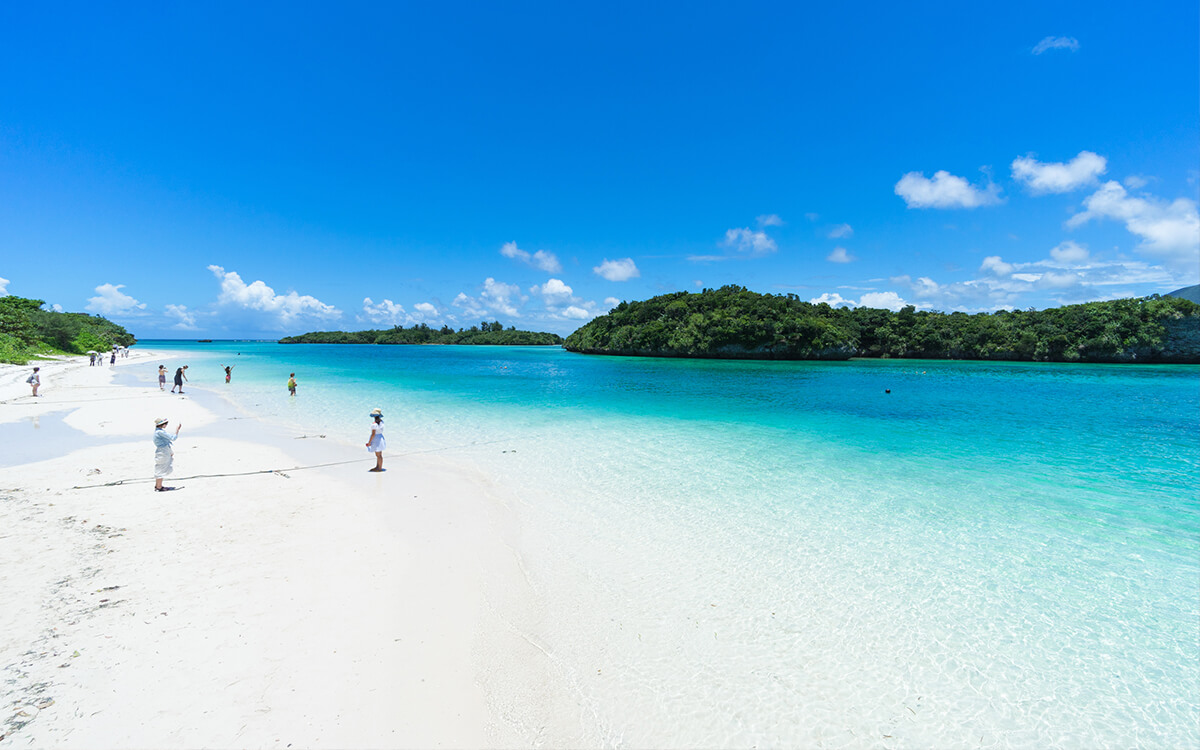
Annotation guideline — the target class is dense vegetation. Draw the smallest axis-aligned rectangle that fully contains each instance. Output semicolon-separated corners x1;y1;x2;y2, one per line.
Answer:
563;286;1200;363
280;321;564;346
0;295;137;364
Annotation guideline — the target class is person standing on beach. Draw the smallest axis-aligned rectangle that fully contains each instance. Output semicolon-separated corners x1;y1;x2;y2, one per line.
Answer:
88;353;95;366
109;351;116;367
158;365;167;391
287;373;297;397
172;365;188;393
366;408;386;471
153;417;181;491
223;364;234;383
27;367;40;397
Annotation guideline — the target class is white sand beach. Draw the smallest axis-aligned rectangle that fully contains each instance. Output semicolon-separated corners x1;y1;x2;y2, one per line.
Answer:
0;353;561;748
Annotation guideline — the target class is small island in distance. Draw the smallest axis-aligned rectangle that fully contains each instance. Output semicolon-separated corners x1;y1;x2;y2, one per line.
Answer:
563;286;1200;364
279;321;563;346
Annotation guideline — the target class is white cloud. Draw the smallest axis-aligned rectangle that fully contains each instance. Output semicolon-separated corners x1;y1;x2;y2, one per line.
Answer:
50;303;63;312
756;214;784;227
454;278;527;319
360;299;441;326
809;292;854;307
807;291;911;311
593;257;641;281
1038;271;1082;288
1050;240;1089;264
481;277;525;316
858;291;909;311
1123;175;1150;190
888;248;1182;312
164;304;198;330
361;297;414;326
894;170;1003;209
891;276;942;296
0;277;9;296
722;228;778;256
532;278;573;300
828;223;853;239
526;279;615;323
500;241;562;273
980;256;1015;276
207;265;341;328
826;247;856;263
452;292;485;318
1033;36;1079;55
86;283;147;316
1012;151;1106;194
1067;181;1200;265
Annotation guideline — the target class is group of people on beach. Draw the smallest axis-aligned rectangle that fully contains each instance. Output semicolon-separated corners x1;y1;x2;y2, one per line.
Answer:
149;362;386;491
155;364;240;392
88;347;127;366
21;353;385;491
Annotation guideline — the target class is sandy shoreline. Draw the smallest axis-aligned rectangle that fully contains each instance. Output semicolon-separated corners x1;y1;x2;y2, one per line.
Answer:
0;352;565;748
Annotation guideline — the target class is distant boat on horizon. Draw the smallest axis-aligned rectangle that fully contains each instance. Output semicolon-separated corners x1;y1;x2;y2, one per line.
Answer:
197;339;213;343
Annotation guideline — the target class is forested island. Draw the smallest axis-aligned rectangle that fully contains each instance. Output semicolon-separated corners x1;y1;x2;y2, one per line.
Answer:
280;321;563;346
563;286;1200;363
0;295;137;364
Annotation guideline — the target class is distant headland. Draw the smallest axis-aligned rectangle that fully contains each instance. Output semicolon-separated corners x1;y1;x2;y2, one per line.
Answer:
1;295;137;365
562;286;1200;363
280;322;563;346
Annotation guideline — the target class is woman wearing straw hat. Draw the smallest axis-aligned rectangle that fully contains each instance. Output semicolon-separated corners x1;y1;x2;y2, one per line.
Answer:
153;417;182;491
365;408;386;472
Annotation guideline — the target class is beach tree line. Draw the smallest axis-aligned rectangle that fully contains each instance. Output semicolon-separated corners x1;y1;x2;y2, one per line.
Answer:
0;295;138;364
279;321;564;346
562;286;1200;363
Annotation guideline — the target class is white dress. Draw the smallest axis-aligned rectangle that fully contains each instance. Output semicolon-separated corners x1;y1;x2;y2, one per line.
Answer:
367;421;386;453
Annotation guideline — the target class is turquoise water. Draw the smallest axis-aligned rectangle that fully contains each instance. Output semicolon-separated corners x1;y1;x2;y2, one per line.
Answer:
141;341;1199;747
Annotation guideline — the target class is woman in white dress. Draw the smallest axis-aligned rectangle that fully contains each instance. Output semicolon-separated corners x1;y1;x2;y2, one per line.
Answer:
365;408;386;472
153;417;181;491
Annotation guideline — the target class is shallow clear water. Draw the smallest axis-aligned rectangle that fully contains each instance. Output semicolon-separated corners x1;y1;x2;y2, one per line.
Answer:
141;341;1200;747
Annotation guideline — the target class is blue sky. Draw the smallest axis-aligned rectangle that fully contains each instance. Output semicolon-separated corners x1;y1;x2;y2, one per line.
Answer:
1;2;1197;337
